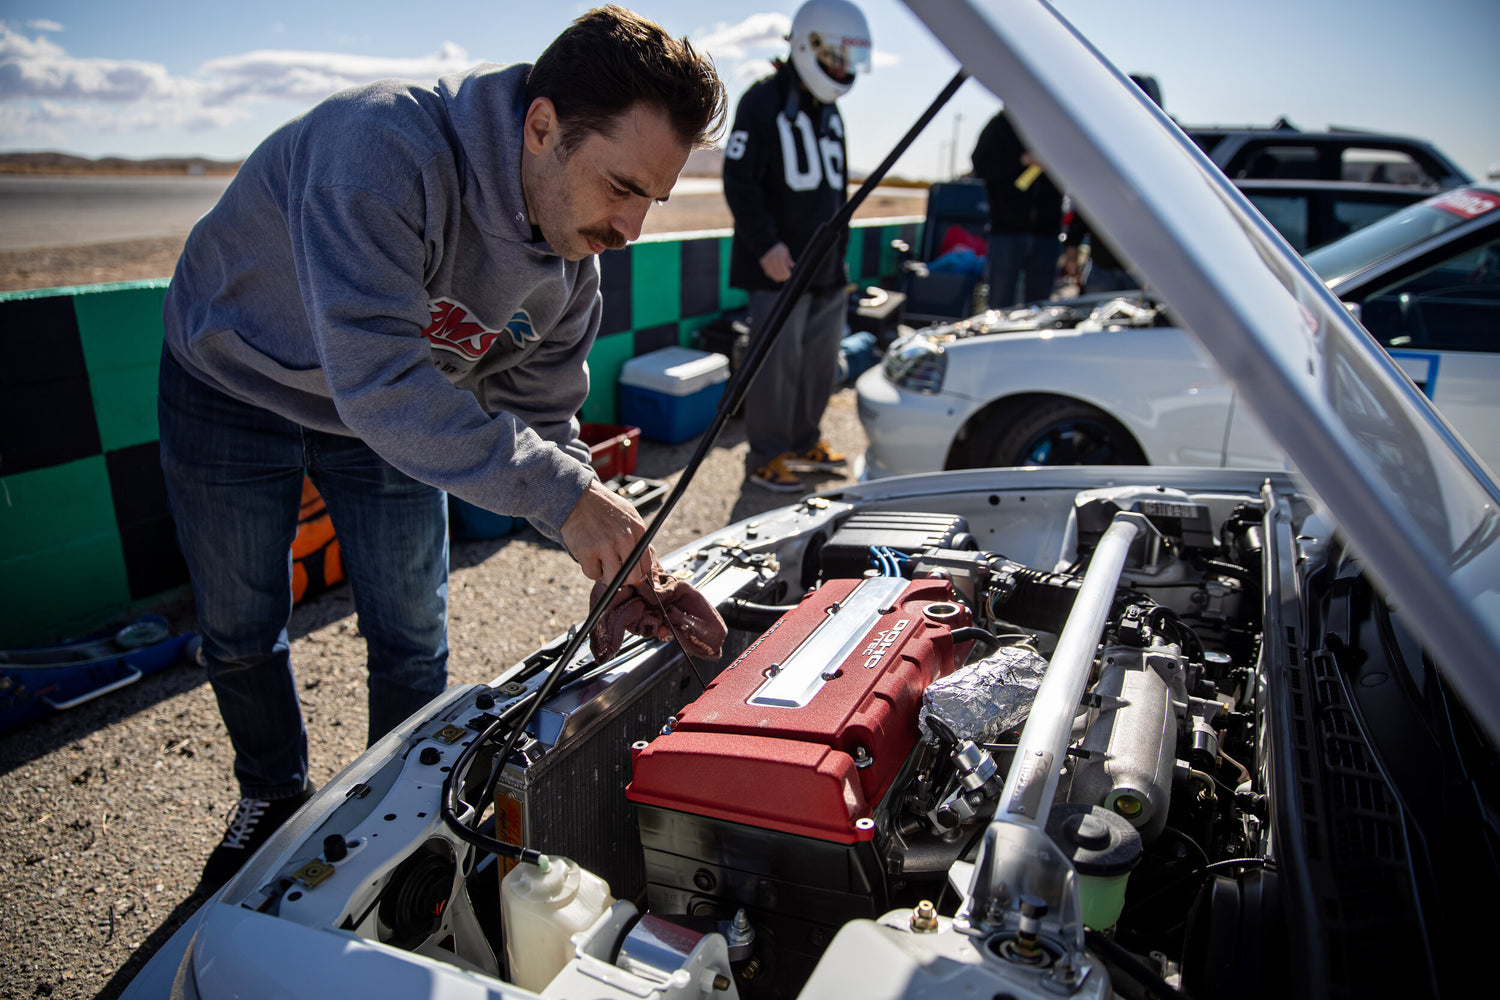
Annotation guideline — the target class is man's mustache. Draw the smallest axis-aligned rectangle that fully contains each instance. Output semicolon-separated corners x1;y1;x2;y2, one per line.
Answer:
581;225;627;251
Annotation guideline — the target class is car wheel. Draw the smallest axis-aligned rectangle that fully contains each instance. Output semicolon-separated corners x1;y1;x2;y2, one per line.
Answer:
980;399;1146;467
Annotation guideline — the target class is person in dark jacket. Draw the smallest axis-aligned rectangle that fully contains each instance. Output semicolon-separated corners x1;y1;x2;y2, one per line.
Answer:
159;7;725;890
971;109;1065;308
722;0;872;492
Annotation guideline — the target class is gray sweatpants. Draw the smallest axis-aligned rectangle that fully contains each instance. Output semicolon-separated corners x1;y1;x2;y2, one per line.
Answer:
743;286;847;470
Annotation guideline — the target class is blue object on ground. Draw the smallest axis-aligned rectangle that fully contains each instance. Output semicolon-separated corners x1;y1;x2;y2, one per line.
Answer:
0;615;195;732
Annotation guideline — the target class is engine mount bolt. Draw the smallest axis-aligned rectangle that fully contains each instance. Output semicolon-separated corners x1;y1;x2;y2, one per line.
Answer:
853;746;874;769
910;899;939;932
726;908;755;947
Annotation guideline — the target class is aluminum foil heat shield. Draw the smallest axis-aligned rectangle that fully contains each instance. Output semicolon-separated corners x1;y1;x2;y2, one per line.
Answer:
919;645;1049;743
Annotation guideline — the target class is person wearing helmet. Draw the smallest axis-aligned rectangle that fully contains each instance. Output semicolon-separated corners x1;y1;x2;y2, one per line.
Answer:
722;0;873;492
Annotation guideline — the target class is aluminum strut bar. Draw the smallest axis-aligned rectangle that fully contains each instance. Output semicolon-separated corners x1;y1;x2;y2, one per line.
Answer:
994;511;1148;831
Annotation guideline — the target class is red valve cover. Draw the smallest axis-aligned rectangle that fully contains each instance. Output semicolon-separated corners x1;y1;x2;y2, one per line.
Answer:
627;577;970;843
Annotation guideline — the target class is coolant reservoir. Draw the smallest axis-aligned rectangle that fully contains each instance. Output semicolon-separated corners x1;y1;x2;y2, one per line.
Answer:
500;855;614;992
1046;803;1142;931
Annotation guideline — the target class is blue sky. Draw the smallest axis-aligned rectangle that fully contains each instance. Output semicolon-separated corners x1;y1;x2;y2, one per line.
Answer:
1;0;1496;183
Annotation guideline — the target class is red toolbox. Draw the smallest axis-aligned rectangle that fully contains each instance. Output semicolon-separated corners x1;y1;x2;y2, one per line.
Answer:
580;423;640;481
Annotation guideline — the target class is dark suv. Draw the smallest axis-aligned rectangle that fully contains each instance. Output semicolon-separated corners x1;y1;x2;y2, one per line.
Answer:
1187;120;1471;190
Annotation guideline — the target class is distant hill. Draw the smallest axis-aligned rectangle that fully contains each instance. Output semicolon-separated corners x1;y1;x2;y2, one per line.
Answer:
0;152;241;176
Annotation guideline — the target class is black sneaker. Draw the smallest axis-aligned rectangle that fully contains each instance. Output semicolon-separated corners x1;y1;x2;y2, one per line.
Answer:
200;784;316;891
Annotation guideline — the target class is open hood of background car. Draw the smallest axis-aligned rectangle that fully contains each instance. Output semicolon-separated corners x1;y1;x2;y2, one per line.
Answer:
904;0;1500;742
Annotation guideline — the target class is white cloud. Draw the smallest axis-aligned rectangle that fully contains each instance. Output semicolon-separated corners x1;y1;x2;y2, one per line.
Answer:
0;22;472;152
0;23;180;102
198;42;473;105
689;13;899;119
693;13;791;61
26;19;64;33
723;60;770;89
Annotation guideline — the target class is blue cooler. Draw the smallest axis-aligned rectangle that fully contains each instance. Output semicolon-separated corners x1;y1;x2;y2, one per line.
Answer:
618;347;730;444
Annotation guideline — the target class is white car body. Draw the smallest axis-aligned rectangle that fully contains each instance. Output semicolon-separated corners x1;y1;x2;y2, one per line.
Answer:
856;306;1286;473
118;2;1500;999
858;218;1500;480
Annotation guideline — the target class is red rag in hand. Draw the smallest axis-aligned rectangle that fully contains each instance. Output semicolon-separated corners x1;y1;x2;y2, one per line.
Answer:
588;555;727;662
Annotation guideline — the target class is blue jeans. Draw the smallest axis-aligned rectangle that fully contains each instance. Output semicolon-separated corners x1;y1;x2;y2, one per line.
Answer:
158;349;449;800
744;286;847;470
986;232;1060;309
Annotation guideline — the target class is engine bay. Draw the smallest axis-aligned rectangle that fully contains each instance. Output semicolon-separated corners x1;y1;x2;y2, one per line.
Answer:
211;473;1378;1000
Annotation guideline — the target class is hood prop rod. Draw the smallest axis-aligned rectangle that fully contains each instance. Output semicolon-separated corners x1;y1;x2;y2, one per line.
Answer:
444;70;968;863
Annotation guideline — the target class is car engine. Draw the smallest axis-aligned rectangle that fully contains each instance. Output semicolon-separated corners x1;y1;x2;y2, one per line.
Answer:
612;488;1267;998
210;479;1302;1000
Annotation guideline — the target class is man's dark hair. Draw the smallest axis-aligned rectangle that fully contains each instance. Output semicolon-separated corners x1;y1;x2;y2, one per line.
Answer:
526;5;726;155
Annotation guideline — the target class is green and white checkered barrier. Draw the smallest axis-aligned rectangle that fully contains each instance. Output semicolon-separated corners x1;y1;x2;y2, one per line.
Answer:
0;219;919;647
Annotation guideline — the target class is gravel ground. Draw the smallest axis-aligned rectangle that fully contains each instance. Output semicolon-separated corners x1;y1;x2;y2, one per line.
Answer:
0;388;870;1000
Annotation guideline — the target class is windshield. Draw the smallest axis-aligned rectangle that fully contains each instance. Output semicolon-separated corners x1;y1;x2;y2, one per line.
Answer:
1307;187;1500;286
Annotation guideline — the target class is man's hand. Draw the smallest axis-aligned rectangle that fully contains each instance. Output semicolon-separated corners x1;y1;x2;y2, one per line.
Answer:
759;242;795;283
560;478;651;583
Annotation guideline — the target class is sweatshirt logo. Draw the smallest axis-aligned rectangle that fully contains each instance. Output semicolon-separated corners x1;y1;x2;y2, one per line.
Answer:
422;299;540;360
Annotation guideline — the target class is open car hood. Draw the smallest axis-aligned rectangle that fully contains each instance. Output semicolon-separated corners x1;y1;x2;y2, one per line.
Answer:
908;0;1499;741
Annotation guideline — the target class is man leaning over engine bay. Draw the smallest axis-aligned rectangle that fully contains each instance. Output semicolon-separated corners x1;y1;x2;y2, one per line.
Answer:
157;6;726;890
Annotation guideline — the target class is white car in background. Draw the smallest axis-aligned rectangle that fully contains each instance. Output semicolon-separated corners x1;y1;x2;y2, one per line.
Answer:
857;184;1500;480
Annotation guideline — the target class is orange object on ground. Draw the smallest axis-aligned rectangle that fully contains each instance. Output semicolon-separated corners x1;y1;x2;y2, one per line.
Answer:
291;476;344;604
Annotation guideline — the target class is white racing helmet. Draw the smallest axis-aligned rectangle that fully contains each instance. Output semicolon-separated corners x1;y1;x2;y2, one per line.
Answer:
788;0;873;104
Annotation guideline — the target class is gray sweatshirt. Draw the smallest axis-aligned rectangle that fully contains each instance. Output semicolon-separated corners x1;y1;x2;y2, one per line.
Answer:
163;62;598;539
